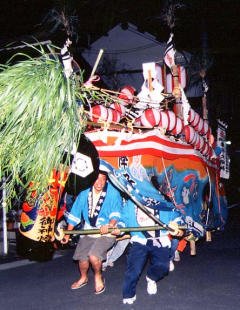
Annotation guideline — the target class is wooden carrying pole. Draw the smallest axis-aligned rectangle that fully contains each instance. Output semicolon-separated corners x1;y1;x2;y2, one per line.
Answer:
62;225;186;236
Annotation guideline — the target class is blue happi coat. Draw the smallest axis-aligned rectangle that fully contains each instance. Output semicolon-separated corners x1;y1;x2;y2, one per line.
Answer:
67;181;124;229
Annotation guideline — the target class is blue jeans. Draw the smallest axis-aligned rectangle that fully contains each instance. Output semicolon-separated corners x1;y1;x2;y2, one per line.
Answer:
170;238;179;260
122;240;170;298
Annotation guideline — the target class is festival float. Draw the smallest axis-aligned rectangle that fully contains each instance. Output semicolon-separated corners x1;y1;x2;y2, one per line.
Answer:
0;8;229;260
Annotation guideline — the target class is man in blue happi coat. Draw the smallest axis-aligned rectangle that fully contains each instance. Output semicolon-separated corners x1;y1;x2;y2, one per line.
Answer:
61;170;124;295
121;190;183;305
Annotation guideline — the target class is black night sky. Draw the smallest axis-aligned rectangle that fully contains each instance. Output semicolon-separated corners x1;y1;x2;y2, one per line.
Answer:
0;0;239;202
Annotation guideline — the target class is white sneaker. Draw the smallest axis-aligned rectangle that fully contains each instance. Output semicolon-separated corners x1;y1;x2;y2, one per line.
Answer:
123;295;136;304
146;276;157;295
173;250;181;262
169;260;175;272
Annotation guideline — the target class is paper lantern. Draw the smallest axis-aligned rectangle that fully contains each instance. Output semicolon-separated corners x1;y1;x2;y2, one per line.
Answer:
202;142;209;155
191;112;200;127
118;85;136;104
171;117;183;135
110;102;126;116
192;132;200;147
140;108;161;128
195;135;204;150
200;119;209;135
184;125;195;144
194;117;204;133
208;147;214;159
166;110;177;131
159;111;169;129
191;131;198;145
107;108;121;123
188;108;195;123
90;105;108;122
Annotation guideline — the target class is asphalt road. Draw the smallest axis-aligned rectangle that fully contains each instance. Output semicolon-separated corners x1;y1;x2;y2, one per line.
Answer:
1;208;240;310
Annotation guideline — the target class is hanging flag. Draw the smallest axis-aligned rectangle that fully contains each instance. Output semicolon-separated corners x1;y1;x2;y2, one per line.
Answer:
216;120;230;179
164;33;176;68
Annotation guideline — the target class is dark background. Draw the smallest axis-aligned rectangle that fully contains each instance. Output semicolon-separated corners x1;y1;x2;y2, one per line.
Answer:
0;0;239;203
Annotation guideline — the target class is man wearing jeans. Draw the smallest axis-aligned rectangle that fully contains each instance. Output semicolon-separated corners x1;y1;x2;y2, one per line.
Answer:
122;199;182;305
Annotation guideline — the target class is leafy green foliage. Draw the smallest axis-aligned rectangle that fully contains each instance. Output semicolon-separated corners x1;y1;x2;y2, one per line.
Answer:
0;44;86;205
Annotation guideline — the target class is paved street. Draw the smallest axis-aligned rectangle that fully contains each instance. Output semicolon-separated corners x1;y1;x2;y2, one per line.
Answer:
1;207;240;310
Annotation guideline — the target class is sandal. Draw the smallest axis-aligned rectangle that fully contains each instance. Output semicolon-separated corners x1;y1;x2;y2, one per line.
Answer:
71;280;88;290
95;279;105;295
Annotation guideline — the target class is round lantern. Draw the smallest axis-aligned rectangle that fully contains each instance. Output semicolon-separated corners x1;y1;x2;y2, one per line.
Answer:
192;132;200;147
190;130;198;146
195;135;204;150
171;117;183;135
194;117;204;133
90;105;108;122
187;108;195;123
200;119;209;136
202;142;209;156
159;111;169;129
184;125;195;144
208;147;214;159
107;108;121;123
140;108;161;128
118;85;136;104
191;112;200;127
110;102;126;116
166;110;177;131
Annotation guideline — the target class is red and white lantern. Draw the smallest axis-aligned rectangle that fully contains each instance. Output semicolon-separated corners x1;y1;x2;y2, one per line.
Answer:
140;108;161;128
118;85;136;104
200;119;209;136
110;102;126;116
187;108;195;123
208;147;214;159
191;131;198;146
194;117;204;133
89;105;108;122
166;66;187;93
166;110;177;131
202;142;209;156
192;132;199;147
191;112;200;127
107;109;121;123
195;135;204;150
171;117;183;135
184;125;196;144
159;111;169;129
